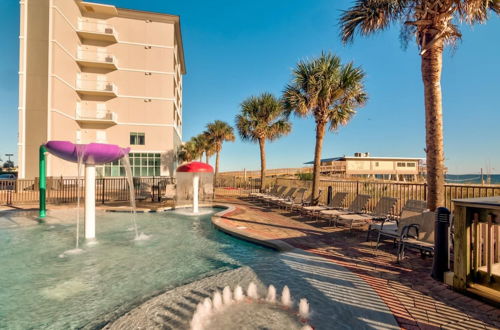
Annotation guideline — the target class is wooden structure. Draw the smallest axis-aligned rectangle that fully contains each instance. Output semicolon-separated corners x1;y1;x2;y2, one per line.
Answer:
453;197;500;305
304;154;425;181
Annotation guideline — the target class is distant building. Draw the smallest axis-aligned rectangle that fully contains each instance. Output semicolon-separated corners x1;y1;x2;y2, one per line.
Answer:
18;0;185;178
305;153;425;181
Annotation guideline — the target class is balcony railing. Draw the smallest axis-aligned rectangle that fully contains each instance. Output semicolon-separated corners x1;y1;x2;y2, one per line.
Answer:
76;50;117;70
77;19;118;42
76;79;118;97
76;108;118;126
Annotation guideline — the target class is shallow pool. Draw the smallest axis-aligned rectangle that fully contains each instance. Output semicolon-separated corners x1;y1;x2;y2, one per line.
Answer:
0;208;276;329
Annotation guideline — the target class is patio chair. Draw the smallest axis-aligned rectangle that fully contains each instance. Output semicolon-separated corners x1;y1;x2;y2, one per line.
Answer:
367;199;427;241
375;201;429;256
161;183;176;201
336;196;398;230
318;194;372;227
278;188;307;211
397;211;435;261
301;192;348;220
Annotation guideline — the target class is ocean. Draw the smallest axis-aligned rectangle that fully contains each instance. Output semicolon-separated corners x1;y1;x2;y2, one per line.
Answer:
446;174;500;185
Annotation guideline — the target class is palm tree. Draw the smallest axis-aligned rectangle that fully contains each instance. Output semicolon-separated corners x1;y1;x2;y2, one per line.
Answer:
198;132;216;164
177;141;197;163
339;0;499;210
191;134;207;162
283;52;367;203
236;93;292;192
205;120;235;181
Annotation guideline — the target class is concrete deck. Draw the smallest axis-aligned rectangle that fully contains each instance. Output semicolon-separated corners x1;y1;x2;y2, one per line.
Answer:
214;197;500;329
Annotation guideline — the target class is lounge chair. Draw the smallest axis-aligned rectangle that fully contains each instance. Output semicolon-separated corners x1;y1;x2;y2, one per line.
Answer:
336;196;398;230
261;186;289;203
281;189;309;212
301;192;348;220
268;187;298;206
250;185;280;199
278;188;307;211
367;199;427;241
318;194;372;227
257;185;286;202
398;211;435;261
298;189;324;209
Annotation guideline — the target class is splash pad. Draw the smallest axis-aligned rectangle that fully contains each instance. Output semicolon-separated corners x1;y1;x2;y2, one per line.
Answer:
39;141;130;240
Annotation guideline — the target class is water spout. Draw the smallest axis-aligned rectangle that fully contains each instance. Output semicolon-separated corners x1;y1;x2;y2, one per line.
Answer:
247;282;258;299
234;285;244;301
222;286;233;305
122;154;139;239
298;298;310;319
212;291;223;310
266;284;276;303
281;285;292;307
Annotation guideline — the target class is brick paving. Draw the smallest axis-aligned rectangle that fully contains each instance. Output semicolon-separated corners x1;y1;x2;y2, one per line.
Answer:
216;196;500;330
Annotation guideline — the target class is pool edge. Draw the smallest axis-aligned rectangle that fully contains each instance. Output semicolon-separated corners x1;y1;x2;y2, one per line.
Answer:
211;204;294;252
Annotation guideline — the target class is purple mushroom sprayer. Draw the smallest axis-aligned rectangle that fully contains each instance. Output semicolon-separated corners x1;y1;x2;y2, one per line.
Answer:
39;141;130;240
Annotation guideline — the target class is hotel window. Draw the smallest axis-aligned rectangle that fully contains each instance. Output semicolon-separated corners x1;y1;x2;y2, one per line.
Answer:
98;153;161;177
397;162;407;167
407;162;416;167
130;132;145;145
375;162;379;167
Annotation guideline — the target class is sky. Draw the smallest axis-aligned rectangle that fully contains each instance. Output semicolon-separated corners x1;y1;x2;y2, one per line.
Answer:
0;1;498;174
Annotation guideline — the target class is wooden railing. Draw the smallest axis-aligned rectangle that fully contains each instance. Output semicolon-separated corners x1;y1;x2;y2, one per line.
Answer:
453;198;500;300
0;177;174;206
219;165;350;178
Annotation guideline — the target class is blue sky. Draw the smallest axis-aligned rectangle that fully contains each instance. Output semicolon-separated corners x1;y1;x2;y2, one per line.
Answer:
0;1;498;174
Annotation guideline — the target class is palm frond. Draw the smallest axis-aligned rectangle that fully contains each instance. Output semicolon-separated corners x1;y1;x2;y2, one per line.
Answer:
340;0;408;43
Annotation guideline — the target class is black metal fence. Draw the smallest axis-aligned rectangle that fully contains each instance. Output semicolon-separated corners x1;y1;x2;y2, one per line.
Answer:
0;177;174;206
273;178;500;213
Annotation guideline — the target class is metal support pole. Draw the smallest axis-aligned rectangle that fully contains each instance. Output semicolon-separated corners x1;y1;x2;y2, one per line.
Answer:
39;145;47;218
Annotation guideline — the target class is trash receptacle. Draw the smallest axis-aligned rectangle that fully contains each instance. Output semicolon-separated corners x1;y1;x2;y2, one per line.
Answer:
431;207;451;281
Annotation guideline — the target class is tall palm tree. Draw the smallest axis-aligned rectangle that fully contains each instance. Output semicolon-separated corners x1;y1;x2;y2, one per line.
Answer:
236;93;292;192
283;52;367;203
339;0;499;210
205;120;235;181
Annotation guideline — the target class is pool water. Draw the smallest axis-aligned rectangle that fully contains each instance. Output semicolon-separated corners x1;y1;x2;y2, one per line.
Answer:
0;208;276;329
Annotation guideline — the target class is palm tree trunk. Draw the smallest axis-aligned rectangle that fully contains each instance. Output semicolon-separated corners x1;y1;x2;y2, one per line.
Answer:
421;40;445;211
214;151;220;186
259;138;266;192
312;121;326;205
205;153;209;164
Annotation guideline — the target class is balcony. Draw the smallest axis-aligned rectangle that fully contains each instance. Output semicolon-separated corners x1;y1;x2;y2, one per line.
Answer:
77;19;118;43
76;79;118;98
76;108;118;127
76;50;117;70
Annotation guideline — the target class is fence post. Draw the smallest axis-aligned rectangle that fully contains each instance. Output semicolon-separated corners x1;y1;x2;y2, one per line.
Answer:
356;181;359;195
424;183;427;201
101;178;105;204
